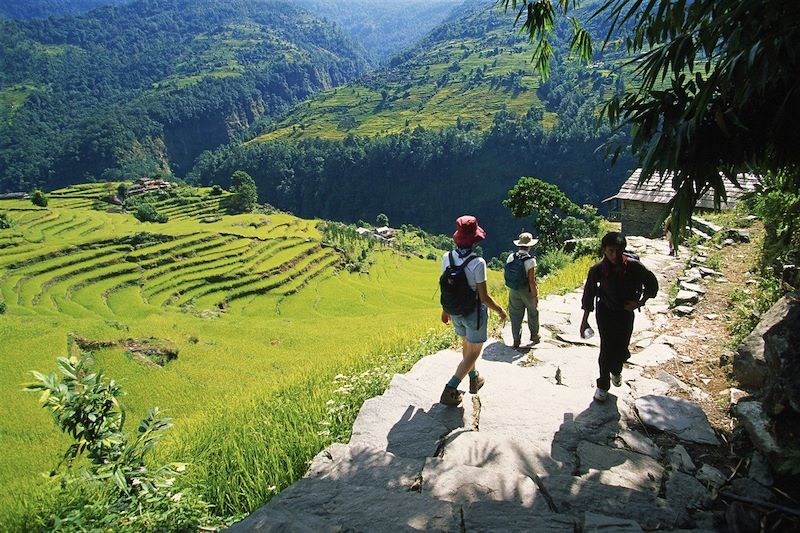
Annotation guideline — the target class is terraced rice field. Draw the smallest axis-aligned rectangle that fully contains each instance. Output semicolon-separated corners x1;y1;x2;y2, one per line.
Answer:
0;184;444;519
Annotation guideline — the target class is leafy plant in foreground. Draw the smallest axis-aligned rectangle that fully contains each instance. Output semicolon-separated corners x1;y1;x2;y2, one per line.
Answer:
24;354;211;531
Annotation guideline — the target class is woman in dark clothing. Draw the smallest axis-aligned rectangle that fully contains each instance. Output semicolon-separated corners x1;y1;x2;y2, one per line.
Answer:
580;233;659;401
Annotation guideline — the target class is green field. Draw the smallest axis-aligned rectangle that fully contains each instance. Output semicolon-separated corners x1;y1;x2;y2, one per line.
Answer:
0;184;451;524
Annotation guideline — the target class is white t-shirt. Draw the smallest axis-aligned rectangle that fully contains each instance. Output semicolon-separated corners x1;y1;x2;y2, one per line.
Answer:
441;250;487;291
506;251;536;275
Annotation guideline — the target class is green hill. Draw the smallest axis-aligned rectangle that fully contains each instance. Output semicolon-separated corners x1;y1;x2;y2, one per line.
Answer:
0;0;130;20
0;184;451;523
0;0;368;192
191;1;634;258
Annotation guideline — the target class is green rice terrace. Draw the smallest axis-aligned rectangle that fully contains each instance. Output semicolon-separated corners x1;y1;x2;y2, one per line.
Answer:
0;182;456;524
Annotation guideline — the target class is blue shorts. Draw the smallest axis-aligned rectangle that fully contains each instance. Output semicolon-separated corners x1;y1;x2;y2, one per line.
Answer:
451;304;488;344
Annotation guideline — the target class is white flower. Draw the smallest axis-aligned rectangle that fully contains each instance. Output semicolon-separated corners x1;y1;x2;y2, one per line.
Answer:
164;477;175;486
171;492;183;502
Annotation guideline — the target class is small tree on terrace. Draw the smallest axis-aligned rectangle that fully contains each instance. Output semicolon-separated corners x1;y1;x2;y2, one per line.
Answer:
503;177;600;252
30;188;48;207
376;213;389;227
229;170;258;213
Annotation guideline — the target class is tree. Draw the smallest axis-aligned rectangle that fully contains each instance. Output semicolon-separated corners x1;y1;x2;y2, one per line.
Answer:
503;177;599;252
30;188;48;207
501;0;800;242
229;170;258;213
376;213;389;227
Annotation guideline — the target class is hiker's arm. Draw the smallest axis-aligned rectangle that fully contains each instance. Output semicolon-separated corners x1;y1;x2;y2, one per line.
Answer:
476;282;507;322
579;268;596;333
527;265;538;306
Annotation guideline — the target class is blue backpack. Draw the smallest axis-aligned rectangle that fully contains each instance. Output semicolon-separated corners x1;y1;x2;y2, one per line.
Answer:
504;251;531;289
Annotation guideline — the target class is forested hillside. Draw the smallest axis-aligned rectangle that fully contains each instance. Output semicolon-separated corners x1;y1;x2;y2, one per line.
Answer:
0;0;129;19
0;0;368;192
289;0;457;65
192;0;634;257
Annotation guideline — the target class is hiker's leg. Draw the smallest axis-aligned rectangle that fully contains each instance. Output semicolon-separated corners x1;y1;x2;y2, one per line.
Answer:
611;310;635;375
523;289;540;340
595;306;613;391
456;340;484;379
508;290;524;345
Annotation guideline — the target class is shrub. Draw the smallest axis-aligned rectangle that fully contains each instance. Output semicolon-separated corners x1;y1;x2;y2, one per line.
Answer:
30;189;48;207
24;354;213;531
134;203;168;223
229;171;258;213
0;212;11;229
537;250;571;277
210;184;224;196
0;301;6;314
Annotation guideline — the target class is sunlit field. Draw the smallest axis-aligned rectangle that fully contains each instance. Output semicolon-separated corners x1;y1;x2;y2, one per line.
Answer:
0;184;448;522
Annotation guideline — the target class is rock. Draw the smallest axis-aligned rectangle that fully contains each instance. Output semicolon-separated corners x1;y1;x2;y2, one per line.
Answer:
421;457;543;507
725;228;751;243
723;238;736;246
699;267;723;277
576;440;664;493
695;464;726;488
463;501;577;532
666;470;711;509
680;281;707;294
305;444;424;490
673;305;695;316
667;444;696;473
748;451;774;487
635;338;653;349
693;217;723;236
629;344;677;367
541;475;691;529
733;400;785;469
725;501;762;533
654;334;686;346
654;370;691;393
583;512;642;532
614;429;661;459
635;395;719;445
729;478;774;502
691;227;712;241
729;387;749;405
228;479;461;532
762;296;800;415
675;290;700;305
735;296;798;390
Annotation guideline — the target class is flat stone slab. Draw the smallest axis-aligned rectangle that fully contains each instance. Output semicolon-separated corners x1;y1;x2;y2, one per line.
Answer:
584;512;642;532
306;443;424;490
629;343;677;367
635;395;719;445
422;457;544;508
228;478;461;532
666;470;711;509
463;501;577;532
541;475;691;529
613;429;661;459
577;440;664;493
667;444;696;474
679;281;707;294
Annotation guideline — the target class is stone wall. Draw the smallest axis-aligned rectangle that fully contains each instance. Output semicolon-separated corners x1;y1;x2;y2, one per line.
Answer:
620;200;668;237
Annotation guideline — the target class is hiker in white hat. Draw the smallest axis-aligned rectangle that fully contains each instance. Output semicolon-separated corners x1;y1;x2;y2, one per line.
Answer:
503;231;540;348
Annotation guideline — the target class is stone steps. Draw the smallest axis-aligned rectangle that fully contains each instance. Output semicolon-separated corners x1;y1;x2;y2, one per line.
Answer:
229;238;723;532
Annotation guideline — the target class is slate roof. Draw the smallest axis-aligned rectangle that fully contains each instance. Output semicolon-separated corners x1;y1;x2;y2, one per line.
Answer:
605;169;760;209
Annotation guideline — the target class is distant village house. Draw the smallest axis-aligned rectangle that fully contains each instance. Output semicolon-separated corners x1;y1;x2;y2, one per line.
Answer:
604;169;760;237
125;177;176;197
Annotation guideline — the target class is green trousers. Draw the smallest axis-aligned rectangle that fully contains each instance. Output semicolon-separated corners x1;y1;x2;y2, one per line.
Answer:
508;287;539;344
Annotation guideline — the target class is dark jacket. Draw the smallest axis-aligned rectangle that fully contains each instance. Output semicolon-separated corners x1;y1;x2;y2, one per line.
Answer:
581;255;658;312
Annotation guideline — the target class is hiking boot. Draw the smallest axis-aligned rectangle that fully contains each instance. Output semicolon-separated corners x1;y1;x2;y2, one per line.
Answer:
512;339;521;349
531;335;541;345
469;375;485;394
611;373;622;387
593;388;609;402
440;385;463;406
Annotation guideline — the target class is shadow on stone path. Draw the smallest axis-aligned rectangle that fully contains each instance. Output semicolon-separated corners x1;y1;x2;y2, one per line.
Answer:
229;237;723;532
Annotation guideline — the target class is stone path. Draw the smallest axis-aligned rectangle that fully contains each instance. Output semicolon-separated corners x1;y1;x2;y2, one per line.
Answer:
230;237;724;532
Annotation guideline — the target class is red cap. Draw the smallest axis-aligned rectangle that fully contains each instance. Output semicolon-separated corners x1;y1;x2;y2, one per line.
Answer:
453;215;486;248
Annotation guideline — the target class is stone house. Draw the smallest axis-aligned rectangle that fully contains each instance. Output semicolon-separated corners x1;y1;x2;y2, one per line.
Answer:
603;169;760;237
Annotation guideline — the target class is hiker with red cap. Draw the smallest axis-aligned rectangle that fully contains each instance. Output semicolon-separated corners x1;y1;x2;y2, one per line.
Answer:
438;215;507;406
